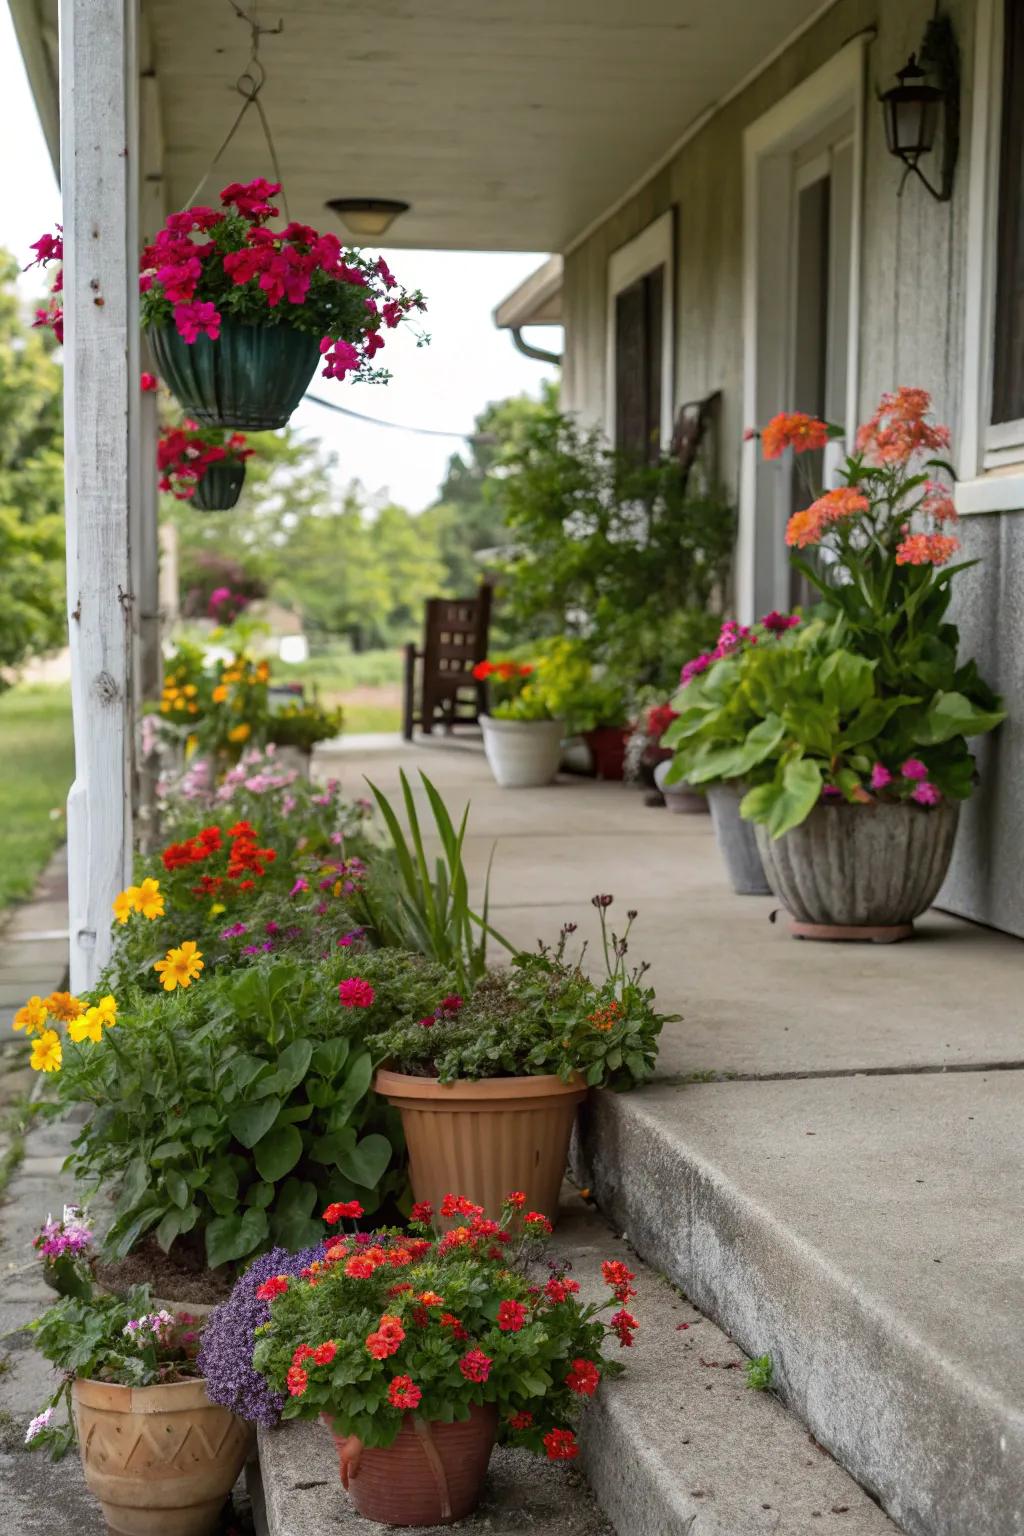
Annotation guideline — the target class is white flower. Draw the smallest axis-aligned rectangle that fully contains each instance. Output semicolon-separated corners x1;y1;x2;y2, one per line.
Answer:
25;1407;55;1443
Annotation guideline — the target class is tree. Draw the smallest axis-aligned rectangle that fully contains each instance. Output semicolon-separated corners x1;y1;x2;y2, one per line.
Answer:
0;252;67;683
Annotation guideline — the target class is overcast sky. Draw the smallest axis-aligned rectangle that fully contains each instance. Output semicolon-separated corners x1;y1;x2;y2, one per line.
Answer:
0;1;560;512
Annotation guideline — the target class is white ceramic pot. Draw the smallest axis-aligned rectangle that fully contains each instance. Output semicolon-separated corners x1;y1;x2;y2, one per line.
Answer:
480;715;565;788
653;759;708;814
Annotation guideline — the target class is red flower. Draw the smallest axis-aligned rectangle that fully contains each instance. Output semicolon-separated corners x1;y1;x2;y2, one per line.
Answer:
255;1275;288;1301
286;1365;308;1396
472;660;495;680
543;1428;579;1461
439;994;463;1013
760;411;830;460
610;1308;639;1347
323;1200;364;1223
459;1349;492;1383
565;1358;601;1397
440;1194;483;1220
524;1211;553;1234
504;1191;527;1209
376;1314;406;1344
440;1312;469;1342
544;1276;580;1304
366;1331;400;1360
312;1341;337;1366
338;977;375;1008
410;1201;434;1225
508;1410;534;1430
345;1256;377;1279
497;1299;527;1333
388;1375;422;1411
291;1344;315;1366
140;372;158;392
601;1260;637;1303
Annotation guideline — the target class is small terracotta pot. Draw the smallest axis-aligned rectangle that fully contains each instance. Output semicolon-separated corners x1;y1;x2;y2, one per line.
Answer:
72;1377;251;1536
583;726;630;781
324;1403;498;1526
374;1068;587;1224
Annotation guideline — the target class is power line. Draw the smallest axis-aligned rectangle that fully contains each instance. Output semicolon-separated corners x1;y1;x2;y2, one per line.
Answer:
304;392;489;442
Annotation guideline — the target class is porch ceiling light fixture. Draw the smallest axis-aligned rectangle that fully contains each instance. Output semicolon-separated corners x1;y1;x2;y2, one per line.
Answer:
326;198;410;238
880;13;959;202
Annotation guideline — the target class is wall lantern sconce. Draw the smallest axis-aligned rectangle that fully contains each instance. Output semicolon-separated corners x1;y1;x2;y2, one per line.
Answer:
325;198;410;239
880;13;959;202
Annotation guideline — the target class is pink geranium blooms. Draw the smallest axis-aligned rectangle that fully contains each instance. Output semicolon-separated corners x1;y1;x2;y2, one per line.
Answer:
173;301;221;344
338;977;375;1009
901;758;929;781
869;763;893;791
912;782;942;806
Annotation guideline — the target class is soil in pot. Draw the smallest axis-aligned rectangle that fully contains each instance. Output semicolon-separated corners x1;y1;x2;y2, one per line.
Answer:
325;1403;498;1526
374;1069;587;1226
94;1235;234;1308
73;1376;251;1536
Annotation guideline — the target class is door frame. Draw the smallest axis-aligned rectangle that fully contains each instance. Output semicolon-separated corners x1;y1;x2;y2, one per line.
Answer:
605;209;675;448
736;37;869;621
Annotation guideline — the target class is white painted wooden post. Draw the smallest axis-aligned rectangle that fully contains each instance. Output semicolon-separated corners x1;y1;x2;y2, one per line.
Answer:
60;0;140;990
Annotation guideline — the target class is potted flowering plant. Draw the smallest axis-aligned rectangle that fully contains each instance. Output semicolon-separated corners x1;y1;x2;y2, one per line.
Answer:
34;1206;95;1299
704;389;1005;938
371;901;672;1221
474;658;564;788
157;420;254;511
249;1195;639;1526
134;178;424;429
26;1282;250;1536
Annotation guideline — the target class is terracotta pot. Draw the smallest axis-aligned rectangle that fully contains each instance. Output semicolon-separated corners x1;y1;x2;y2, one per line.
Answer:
324;1403;498;1526
706;782;771;895
72;1376;251;1536
480;714;565;788
374;1068;587;1224
755;799;960;941
582;726;630;781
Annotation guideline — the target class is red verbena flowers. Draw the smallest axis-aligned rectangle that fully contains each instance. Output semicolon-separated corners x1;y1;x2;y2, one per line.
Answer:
338;977;375;1009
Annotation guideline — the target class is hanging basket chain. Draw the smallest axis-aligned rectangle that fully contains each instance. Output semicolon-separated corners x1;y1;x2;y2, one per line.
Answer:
183;0;289;221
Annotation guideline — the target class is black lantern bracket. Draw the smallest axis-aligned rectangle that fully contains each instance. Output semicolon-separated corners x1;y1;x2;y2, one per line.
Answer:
880;12;960;202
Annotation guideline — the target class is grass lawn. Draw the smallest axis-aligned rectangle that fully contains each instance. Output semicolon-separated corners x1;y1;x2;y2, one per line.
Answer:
276;644;403;735
0;683;74;913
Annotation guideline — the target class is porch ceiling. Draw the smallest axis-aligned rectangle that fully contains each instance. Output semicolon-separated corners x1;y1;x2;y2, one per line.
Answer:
21;0;833;251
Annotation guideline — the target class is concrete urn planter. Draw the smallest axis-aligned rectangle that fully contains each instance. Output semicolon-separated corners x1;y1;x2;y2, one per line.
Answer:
706;782;771;895
755;799;961;941
653;759;708;814
72;1376;251;1536
480;714;564;788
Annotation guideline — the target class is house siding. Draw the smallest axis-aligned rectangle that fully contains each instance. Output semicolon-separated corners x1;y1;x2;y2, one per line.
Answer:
561;0;1024;938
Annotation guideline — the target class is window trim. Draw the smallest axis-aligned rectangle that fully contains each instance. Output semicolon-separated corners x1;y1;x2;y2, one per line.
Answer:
956;0;1024;514
604;210;675;448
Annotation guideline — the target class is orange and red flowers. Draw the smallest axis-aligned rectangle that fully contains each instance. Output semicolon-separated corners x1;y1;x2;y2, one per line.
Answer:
312;1341;337;1366
256;1275;289;1301
410;1201;434;1225
601;1260;637;1303
543;1428;579;1461
458;1349;492;1383
323;1200;364;1223
387;1375;422;1410
345;1256;377;1280
508;1410;534;1430
286;1365;308;1396
610;1309;639;1348
785;487;869;549
524;1211;553;1234
440;1312;469;1342
895;532;960;567
545;1276;580;1304
760;412;830;460
338;977;375;1009
497;1299;527;1332
565;1358;601;1397
440;1193;483;1220
504;1191;527;1209
855;386;951;466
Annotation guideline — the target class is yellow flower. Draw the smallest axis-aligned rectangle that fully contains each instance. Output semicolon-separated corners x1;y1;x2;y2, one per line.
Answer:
69;1009;104;1044
256;661;270;682
160;701;172;714
92;994;118;1029
185;734;198;757
183;683;198;698
45;991;85;1022
113;887;139;924
188;703;199;714
134;878;165;920
212;684;229;703
154;941;204;991
30;1029;62;1072
13;996;48;1035
209;902;226;915
228;723;251;743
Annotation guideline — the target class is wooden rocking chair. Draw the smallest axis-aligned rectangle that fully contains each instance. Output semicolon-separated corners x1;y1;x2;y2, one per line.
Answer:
402;585;492;739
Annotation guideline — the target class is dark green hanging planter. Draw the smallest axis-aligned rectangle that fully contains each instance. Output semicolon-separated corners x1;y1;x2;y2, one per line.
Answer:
148;319;322;430
192;458;247;511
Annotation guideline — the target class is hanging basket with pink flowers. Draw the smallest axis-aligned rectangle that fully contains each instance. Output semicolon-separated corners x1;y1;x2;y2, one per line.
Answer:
138;178;425;431
157;422;254;511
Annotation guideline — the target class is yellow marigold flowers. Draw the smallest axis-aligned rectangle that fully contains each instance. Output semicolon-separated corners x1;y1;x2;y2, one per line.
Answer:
67;994;116;1044
212;684;229;703
44;991;85;1022
92;994;118;1028
30;1029;62;1073
13;996;48;1035
228;723;251;743
114;879;165;923
154;941;204;991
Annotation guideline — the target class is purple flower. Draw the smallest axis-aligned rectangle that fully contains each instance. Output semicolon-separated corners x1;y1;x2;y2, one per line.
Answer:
869;763;893;790
760;610;801;633
290;877;309;896
901;758;928;782
221;922;247;939
680;652;713;686
198;1245;323;1427
242;944;261;955
912;781;941;806
821;784;843;799
264;921;280;936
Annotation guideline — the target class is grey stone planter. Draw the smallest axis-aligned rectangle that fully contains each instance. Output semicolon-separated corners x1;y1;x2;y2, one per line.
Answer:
755;799;961;941
706;782;771;895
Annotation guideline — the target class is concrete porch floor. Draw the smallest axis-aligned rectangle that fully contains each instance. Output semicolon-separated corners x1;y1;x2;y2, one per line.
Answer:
317;732;1024;1536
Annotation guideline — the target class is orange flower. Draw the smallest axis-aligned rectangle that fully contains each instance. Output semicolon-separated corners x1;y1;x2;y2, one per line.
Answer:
895;532;960;567
345;1256;377;1279
418;1291;444;1307
761;412;830;460
785;487;868;549
45;992;85;1023
376;1314;406;1344
855;387;951;465
366;1330;401;1359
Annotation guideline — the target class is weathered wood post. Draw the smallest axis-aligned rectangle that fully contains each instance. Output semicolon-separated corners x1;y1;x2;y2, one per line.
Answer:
60;0;140;989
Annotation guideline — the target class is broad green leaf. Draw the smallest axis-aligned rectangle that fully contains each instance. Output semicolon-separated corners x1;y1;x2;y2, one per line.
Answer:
768;757;823;838
260;1039;313;1097
228;1095;282;1149
244;1180;275;1208
313;1038;350;1079
253;1123;303;1182
309;1128;356;1166
269;1179;322;1252
164;1168;189;1209
915;690;1007;745
205;1207;269;1269
155;1203;199;1253
338;1133;392;1190
819;650;876;715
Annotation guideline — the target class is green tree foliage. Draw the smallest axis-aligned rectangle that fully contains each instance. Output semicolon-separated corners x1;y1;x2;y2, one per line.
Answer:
0;252;67;683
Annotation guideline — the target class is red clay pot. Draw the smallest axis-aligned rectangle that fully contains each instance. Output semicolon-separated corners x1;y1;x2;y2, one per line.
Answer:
324;1403;498;1526
583;726;631;781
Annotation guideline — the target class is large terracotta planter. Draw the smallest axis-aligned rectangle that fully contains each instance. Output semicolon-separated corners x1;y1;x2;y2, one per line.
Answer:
191;459;246;511
480;714;565;788
755;799;960;941
706;782;771;895
148;319;321;430
325;1403;498;1526
583;726;630;781
72;1376;251;1536
374;1068;587;1224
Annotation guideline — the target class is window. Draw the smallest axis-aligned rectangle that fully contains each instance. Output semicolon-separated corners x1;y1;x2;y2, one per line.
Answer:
605;212;674;460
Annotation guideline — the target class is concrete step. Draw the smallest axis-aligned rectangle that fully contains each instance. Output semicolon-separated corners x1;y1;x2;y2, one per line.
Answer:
579;1073;1024;1536
253;1198;896;1536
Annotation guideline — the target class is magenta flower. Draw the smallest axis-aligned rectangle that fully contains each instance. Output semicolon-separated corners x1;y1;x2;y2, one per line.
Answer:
901;758;929;781
173;299;221;343
680;653;713;686
821;784;843;799
870;763;893;790
339;977;375;1009
290;877;309;897
221;922;247;939
912;781;941;805
265;921;280;936
761;610;801;633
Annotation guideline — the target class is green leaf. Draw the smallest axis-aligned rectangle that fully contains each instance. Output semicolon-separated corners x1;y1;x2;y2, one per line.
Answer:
253;1123;303;1182
338;1133;392;1190
259;1039;313;1097
244;1180;275;1208
312;1038;350;1079
269;1178;322;1251
914;690;1007;745
155;1203;199;1253
228;1096;282;1149
819;650;876;716
309;1128;356;1166
228;1054;270;1093
205;1207;269;1269
164;1168;189;1210
768;757;823;838
204;1161;239;1216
